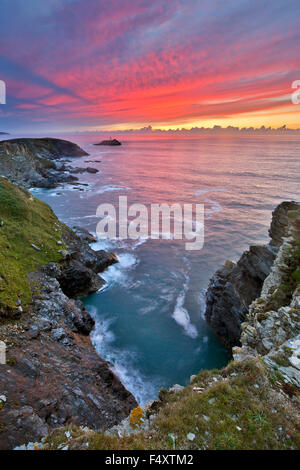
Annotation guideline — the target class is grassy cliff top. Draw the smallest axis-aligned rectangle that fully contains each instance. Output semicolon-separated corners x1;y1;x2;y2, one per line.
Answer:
44;358;300;450
0;177;67;318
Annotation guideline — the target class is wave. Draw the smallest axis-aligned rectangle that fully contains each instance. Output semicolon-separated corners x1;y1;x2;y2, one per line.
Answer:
90;236;148;253
94;185;131;195
204;197;222;216
100;253;139;287
171;278;198;339
69;214;99;221
195;188;227;218
195;188;227;196
89;309;162;404
197;289;207;320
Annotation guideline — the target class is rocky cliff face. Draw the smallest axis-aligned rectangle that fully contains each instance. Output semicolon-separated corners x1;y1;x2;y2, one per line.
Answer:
234;204;300;388
205;202;299;350
0;264;136;450
11;201;300;451
0;179;136;450
0;138;95;189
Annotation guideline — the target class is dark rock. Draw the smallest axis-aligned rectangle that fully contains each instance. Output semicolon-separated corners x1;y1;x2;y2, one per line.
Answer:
85;167;99;173
68;166;99;174
94;139;121;146
72;226;97;243
57;259;105;298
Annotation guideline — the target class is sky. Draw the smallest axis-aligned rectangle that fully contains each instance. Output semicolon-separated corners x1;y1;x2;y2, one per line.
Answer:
0;0;300;133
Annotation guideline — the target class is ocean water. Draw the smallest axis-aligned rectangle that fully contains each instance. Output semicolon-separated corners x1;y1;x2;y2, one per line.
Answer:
7;133;300;404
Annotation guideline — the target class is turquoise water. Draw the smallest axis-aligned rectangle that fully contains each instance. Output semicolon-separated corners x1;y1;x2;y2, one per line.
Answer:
19;133;300;403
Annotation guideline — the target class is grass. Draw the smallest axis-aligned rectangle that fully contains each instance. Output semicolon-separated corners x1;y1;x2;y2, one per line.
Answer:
0;177;67;318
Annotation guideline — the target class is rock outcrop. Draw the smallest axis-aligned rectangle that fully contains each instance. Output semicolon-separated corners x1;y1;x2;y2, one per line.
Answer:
94;139;121;146
0;138;92;189
205;201;299;350
57;224;118;298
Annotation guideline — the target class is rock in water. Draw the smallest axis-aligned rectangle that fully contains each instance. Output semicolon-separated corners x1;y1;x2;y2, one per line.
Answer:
94;139;121;146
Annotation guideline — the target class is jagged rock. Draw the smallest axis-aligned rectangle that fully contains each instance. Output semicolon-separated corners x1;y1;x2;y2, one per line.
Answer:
57;259;105;298
205;246;275;349
68;166;99;174
269;201;299;247
205;202;298;350
233;204;300;388
55;226;117;298
72;226;97;243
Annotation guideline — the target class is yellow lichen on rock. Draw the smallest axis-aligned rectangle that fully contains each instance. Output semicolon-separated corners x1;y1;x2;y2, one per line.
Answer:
129;406;144;429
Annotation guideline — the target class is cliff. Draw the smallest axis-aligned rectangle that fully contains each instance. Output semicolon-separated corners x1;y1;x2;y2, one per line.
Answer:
0;178;136;449
234;204;300;388
205;201;299;349
0;138;93;189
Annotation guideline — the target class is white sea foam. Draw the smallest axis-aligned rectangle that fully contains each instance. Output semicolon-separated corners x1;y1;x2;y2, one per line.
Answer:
204;197;222;215
195;188;227;218
69;214;99;221
171;279;198;339
100;253;139;286
195;188;227;196
197;289;207;319
90;236;148;252
94;185;131;195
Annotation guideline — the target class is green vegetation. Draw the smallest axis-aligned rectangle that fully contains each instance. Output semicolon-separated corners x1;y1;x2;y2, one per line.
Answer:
0;177;67;318
44;359;300;450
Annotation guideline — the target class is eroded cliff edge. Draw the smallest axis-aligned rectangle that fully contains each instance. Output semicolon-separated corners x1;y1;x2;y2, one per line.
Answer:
0;178;136;450
205;201;299;350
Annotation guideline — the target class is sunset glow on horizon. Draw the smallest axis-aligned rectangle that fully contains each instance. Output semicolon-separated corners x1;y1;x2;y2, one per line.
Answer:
1;0;300;133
